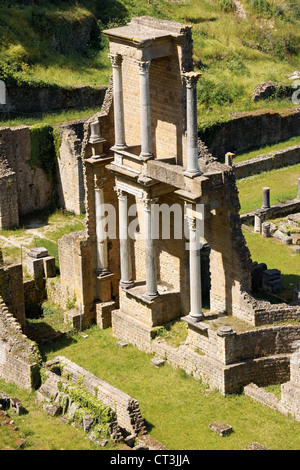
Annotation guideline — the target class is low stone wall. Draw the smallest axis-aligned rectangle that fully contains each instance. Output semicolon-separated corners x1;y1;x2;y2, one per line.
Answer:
49;356;146;436
245;345;300;423
0;85;107;114
233;145;300;179
112;309;293;394
207;108;300;159
0;296;41;391
244;383;280;411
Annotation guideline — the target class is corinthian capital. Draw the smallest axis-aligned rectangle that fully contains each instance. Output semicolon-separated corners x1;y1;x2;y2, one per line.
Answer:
135;60;151;75
108;53;123;67
182;71;202;88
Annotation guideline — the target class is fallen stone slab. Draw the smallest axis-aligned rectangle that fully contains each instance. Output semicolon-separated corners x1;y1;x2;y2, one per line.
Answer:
209;421;233;437
273;230;293;245
43;403;62;417
244;442;269;450
116;341;128;348
151;358;165;368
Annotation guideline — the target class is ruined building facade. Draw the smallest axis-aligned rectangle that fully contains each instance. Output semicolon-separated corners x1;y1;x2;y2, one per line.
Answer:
1;18;300;407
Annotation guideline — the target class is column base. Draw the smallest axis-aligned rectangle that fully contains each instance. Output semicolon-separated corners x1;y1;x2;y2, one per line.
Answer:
96;268;111;278
139;152;153;161
142;292;160;302
183;168;202;178
120;280;135;290
187;312;204;323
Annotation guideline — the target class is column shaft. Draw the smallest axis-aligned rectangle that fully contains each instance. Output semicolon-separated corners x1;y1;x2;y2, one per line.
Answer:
109;53;126;149
187;215;203;321
117;190;134;289
95;186;108;275
143;198;158;299
137;61;152;159
183;72;202;177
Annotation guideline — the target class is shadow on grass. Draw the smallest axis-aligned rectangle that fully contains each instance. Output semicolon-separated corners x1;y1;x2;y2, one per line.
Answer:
38;333;78;362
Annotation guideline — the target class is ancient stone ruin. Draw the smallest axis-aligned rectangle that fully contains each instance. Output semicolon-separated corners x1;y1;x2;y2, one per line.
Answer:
1;16;300;427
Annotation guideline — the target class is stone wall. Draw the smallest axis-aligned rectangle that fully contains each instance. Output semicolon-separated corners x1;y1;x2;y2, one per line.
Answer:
56;119;86;214
0;296;41;391
49;356;146;436
233;145;300;179
0;85;106;114
0;159;18;229
0;262;25;330
207;108;300;159
0;125;54;221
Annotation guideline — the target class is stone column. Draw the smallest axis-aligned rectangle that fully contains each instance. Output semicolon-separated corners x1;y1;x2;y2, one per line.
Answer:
115;188;134;289
182;72;202;178
94;176;109;276
262;187;270;209
136;61;152;159
108;53;126;150
142;197;159;300
186;214;203;322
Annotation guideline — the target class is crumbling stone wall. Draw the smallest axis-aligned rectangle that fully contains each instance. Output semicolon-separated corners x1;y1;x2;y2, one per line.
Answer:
0;158;18;229
0;296;41;391
56;119;86;214
0;126;54;218
42;356;146;436
0;263;25;330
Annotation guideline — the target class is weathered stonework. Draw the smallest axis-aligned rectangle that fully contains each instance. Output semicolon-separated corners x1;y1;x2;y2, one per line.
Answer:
0;296;41;391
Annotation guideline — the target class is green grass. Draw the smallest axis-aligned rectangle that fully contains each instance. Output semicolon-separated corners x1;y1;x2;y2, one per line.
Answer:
37;325;300;450
234;135;300;163
243;229;300;290
237;163;300;213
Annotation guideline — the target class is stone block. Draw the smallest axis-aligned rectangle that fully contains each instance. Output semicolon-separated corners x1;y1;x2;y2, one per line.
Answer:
291;234;300;246
262;269;284;293
151;358;165;368
28;247;48;259
10;398;25;415
25;257;44;279
209;421;233;436
83;415;94;432
43;403;62;417
273;230;292;245
43;256;56;278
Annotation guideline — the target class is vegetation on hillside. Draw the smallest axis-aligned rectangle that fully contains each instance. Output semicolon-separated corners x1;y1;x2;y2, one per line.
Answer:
0;0;298;121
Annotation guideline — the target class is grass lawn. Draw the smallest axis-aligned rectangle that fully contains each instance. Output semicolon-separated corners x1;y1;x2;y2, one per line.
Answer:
37;325;300;450
234;135;300;163
237;163;300;213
